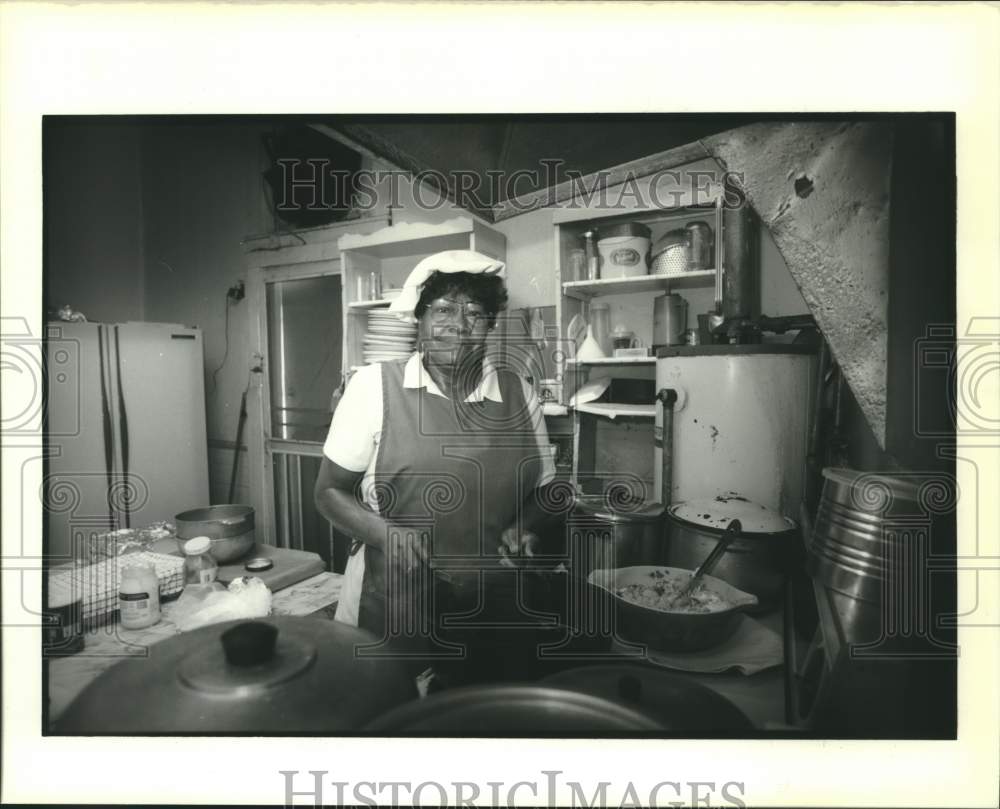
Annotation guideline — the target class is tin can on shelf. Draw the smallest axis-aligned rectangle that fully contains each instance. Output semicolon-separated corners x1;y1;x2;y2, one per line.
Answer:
685;220;714;271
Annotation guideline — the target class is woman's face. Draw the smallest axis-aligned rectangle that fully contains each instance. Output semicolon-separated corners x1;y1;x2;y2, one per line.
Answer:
417;292;491;367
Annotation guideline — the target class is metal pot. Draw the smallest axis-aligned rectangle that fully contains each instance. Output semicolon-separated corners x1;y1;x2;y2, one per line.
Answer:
568;495;665;580
542;664;753;733
175;504;255;563
55;617;416;733
664;496;800;607
366;684;663;733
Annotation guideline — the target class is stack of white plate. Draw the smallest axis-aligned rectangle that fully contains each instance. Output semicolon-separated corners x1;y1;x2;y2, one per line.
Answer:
364;309;417;364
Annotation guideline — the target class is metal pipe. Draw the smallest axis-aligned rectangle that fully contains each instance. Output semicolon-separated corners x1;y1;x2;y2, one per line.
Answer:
656;388;678;507
722;204;759;322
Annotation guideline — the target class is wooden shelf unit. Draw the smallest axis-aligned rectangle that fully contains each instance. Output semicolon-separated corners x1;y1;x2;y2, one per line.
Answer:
555;198;726;491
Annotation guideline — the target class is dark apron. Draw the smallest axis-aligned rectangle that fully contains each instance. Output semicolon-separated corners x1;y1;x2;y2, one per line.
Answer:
356;358;544;682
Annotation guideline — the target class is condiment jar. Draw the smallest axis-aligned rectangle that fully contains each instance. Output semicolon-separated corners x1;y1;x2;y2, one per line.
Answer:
589;302;612;356
118;562;161;629
184;536;219;586
582;230;600;281
685;220;714;271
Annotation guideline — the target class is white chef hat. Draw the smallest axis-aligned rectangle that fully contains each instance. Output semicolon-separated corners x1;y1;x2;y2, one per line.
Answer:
387;249;506;321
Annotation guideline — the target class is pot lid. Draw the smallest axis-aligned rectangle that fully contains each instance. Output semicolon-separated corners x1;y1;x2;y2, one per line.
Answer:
56;617;415;734
542;665;752;733
669;493;796;534
366;684;663;733
574;494;665;523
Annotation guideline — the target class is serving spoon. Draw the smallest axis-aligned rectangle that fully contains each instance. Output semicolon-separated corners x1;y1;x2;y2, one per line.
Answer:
666;518;743;608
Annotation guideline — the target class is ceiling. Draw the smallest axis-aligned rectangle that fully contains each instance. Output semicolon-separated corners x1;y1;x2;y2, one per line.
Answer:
317;115;767;218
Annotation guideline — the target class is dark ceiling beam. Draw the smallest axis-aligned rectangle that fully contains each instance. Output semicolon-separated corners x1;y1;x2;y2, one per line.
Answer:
491;138;711;222
311;122;496;223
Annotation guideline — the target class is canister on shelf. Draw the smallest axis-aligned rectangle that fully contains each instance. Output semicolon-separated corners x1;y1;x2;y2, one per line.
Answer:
583;230;600;281
685;221;715;270
568;248;587;282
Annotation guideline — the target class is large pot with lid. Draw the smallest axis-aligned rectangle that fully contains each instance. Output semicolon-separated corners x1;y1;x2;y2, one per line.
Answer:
664;493;800;607
55;617;416;733
568;494;666;580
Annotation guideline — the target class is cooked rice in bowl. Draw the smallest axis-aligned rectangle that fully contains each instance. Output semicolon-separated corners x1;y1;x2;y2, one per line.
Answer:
615;569;733;614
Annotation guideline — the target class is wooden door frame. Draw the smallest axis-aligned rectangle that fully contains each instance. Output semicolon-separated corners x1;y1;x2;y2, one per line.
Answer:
245;260;342;546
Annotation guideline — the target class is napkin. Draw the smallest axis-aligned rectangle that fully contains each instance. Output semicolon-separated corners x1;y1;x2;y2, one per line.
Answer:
611;615;784;675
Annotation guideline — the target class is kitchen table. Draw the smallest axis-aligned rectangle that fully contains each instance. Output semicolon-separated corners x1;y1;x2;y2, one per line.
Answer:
45;571;343;727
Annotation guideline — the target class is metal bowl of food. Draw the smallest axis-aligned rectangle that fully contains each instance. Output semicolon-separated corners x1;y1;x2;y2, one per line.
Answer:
588;565;758;652
174;505;256;564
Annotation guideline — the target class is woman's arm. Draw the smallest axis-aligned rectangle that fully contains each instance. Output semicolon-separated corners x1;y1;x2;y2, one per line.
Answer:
314;457;428;570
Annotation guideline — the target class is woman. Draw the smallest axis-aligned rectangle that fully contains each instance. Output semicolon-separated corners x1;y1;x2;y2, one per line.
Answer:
314;250;558;680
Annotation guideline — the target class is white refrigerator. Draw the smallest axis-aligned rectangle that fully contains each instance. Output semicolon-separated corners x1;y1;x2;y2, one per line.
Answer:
45;321;210;561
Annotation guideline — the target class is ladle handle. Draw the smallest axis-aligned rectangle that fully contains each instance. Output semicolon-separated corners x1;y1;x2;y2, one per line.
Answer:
668;518;744;607
691;518;742;582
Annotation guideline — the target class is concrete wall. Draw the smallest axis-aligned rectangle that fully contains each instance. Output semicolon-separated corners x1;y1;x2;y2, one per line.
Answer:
44;121;145;322
138;121;273;505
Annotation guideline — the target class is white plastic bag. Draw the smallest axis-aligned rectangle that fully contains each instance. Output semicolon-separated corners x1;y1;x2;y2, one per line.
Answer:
172;576;272;632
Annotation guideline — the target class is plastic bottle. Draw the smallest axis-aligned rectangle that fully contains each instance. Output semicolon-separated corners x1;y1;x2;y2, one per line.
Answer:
183;536;219;586
118;562;161;629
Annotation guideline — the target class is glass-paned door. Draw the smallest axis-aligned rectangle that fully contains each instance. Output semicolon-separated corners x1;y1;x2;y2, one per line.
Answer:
260;270;351;569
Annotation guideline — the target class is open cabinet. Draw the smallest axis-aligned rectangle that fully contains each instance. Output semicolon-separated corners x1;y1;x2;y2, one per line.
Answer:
553;197;728;493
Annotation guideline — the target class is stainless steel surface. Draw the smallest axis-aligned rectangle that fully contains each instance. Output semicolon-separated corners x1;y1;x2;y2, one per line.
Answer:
664;507;798;606
668;519;742;607
589;566;758;652
568;495;666;578
175;504;256;563
653;293;688;346
56;617;416;733
366;685;664;733
542;664;753;733
806;467;930;644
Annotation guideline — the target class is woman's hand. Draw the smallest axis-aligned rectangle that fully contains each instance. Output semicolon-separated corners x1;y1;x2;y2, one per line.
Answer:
384;529;431;573
498;527;541;564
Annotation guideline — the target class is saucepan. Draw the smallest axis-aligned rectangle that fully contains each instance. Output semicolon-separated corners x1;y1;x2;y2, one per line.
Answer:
174;504;256;563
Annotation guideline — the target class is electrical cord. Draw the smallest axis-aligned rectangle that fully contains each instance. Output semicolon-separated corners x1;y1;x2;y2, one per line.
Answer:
209;294;232;395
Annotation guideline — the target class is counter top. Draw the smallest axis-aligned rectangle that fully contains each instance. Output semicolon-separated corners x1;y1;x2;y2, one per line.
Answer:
45;571;343;726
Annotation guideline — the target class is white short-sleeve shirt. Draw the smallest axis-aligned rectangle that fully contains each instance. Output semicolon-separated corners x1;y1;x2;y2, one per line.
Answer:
323;352;556;625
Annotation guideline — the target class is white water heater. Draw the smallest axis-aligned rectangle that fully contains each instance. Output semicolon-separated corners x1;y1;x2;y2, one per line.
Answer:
654;345;817;519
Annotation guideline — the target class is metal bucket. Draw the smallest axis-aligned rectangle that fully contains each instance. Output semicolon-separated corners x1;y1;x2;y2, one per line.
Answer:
806;468;927;644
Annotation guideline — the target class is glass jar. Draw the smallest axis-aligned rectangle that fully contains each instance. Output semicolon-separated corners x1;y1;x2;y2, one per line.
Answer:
183;536;219;586
118;562;161;630
589;302;612;356
685;220;714;271
582;230;600;281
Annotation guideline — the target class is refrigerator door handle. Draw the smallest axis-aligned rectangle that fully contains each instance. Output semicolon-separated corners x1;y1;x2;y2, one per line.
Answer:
113;325;131;528
97;325;115;527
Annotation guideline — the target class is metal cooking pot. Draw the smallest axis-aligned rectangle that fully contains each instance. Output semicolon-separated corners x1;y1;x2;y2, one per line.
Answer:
175;504;255;563
664;496;800;607
55;617;416;734
542;664;753;734
366;684;663;734
568;495;665;580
